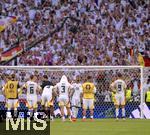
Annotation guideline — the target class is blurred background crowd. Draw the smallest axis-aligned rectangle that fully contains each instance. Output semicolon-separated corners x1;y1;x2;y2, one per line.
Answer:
0;0;149;65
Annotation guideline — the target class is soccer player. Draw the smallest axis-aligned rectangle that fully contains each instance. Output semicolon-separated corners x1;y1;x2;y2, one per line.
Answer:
54;75;73;122
110;73;127;120
41;79;55;121
71;76;83;121
3;74;20;119
22;75;42;119
41;75;53;89
41;75;54;120
82;76;96;121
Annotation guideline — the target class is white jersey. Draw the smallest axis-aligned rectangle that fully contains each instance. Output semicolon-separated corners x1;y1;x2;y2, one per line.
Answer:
42;85;53;100
54;75;73;98
72;83;82;99
55;82;72;97
111;79;127;94
24;81;41;95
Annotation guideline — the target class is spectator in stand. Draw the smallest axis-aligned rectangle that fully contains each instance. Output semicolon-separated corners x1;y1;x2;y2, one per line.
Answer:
0;0;149;66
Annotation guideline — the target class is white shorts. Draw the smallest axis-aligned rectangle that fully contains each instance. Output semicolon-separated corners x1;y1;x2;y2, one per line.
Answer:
26;95;37;109
114;93;125;106
41;93;53;107
71;98;81;107
7;99;18;109
83;99;94;109
59;96;70;107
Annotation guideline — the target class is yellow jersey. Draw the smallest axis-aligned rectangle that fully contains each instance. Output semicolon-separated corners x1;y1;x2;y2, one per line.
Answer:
82;82;96;99
4;80;19;99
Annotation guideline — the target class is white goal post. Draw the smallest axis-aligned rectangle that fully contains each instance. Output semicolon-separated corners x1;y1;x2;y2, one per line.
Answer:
0;66;149;119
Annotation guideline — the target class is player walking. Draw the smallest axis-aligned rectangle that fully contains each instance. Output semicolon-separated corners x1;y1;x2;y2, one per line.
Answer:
111;73;127;120
41;75;54;121
54;75;73;122
22;75;41;120
71;76;83;122
3;74;20;119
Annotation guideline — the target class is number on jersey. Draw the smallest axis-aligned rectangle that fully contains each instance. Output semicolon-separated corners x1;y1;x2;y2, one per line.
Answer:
29;84;34;94
61;85;65;93
117;83;122;92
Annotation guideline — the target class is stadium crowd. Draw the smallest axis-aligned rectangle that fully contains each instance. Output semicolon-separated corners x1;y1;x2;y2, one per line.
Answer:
0;0;149;65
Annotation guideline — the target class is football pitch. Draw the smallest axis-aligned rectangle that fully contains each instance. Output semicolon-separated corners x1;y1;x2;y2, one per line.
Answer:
50;119;150;135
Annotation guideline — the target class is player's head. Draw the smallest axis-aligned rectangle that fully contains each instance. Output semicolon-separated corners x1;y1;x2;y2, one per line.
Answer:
117;73;122;78
43;75;48;80
30;75;35;81
60;75;68;83
87;76;92;82
76;76;80;83
11;74;16;81
7;75;11;81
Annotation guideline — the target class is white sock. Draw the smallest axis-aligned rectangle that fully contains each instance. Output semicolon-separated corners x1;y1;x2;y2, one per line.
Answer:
83;116;86;119
90;116;93;119
72;107;76;118
116;108;119;118
72;107;79;118
75;108;79;118
62;116;65;120
122;108;125;118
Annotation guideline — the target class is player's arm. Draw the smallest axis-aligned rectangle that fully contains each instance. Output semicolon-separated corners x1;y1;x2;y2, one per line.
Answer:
17;82;22;95
110;82;116;93
18;83;27;94
124;82;127;98
69;84;74;97
52;87;57;98
53;85;59;97
37;85;42;93
80;87;83;102
2;84;6;97
93;85;96;94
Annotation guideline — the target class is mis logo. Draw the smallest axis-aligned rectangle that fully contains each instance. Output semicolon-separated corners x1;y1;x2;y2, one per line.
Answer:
6;112;47;131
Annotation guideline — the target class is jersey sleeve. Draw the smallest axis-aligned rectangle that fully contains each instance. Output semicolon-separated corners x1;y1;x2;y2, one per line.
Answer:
37;84;42;90
110;82;115;88
123;81;127;89
93;86;96;93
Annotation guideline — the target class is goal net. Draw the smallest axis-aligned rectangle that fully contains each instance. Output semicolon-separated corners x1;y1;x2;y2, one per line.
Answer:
0;66;148;119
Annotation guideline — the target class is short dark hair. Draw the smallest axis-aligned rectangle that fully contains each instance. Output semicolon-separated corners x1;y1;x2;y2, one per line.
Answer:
43;75;48;79
11;74;15;79
30;75;34;80
118;73;122;78
87;76;92;80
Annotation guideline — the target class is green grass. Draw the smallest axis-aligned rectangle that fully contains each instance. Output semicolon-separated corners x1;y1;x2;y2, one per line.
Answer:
50;119;150;135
